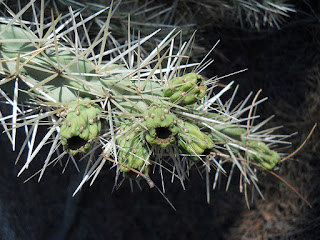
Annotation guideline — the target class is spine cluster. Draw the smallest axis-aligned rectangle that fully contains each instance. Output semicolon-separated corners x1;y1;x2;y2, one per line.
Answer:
0;1;288;200
0;23;282;171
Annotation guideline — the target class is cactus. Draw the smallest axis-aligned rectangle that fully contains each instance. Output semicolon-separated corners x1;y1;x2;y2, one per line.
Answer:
117;121;149;175
163;73;207;106
246;141;281;170
0;0;293;204
143;104;179;148
192;0;295;30
0;24;134;103
177;120;214;161
60;98;102;155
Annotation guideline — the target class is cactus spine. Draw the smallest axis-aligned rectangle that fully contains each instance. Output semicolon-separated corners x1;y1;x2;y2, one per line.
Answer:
0;1;290;202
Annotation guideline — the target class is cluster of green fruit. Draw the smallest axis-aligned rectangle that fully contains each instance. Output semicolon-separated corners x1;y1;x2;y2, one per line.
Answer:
0;23;280;181
114;73;280;176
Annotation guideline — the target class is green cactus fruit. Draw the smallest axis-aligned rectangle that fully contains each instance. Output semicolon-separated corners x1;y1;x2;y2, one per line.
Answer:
117;122;149;175
246;141;280;170
143;104;179;148
163;73;207;106
178;120;214;161
60;98;102;155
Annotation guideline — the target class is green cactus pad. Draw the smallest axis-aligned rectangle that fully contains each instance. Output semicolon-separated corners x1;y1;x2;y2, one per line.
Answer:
0;24;138;104
163;73;207;106
143;104;179;148
60;98;102;155
0;24;38;57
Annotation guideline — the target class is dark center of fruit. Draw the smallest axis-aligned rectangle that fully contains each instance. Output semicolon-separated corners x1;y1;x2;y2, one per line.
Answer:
155;127;172;140
197;77;202;86
67;136;87;150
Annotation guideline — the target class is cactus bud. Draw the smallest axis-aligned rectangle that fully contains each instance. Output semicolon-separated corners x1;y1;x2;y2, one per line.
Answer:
117;121;149;175
163;73;207;106
178;121;214;161
247;141;280;170
60;98;102;155
143;104;179;148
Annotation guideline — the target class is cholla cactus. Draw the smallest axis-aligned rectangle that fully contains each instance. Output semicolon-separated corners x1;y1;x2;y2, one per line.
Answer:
232;0;296;29
48;0;197;53
192;0;296;30
0;0;292;204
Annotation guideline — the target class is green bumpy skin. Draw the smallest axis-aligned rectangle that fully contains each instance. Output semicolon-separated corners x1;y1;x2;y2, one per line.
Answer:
247;141;280;170
178;121;214;161
60;98;102;155
143;104;179;148
163;73;207;106
117;122;149;174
